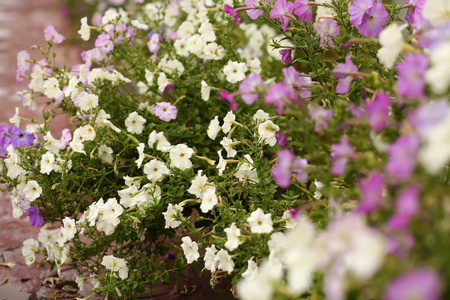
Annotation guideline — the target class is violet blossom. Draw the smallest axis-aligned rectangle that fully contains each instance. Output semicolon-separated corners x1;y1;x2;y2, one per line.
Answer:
292;156;308;183
95;33;114;54
265;83;296;115
396;54;428;100
220;90;238;111
245;0;270;20
383;268;442;300
279;49;293;64
358;3;388;37
239;73;264;105
365;92;390;132
356;171;384;214
10;126;34;148
44;25;65;44
275;132;288;147
330;136;354;176
270;0;295;32
154;102;177;122
59;128;72;150
272;149;294;188
224;5;241;25
314;19;340;49
386;135;420;180
386;185;420;231
308;104;333;133
294;0;319;22
332;55;358;94
28;206;44;227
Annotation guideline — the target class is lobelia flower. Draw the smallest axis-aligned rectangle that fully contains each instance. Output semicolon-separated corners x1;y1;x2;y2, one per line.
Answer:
386;135;420;181
239;73;264;105
314;19;340;49
396;54;428;99
270;0;295;32
365;92;390;132
330;136;354;176
386;185;420;231
224;4;241;25
10;127;34;148
247;208;273;234
154;102;177;122
181;236;200;264
383;268;442;300
28;206;44;227
356;171;384;214
44;25;65;44
308;104;333;133
265;83;296;115
272;149;294;188
332;55;358;94
279;49;293;64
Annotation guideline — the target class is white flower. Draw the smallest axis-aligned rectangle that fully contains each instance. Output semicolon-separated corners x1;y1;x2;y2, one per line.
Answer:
224;222;241;251
215;249;234;274
43;77;63;99
267;232;288;258
423;0;450;26
241;257;258;281
426;42;450;94
201;80;211;101
143;159;170;182
247;208;273;234
98;144;114;164
376;23;407;69
43;132;60;154
220;137;237;158
40;152;56;175
234;155;259;184
222;111;236;134
145;69;155;85
9;107;21;127
204;245;218;272
157;72;170;92
78;16;90;41
419;116;450;174
81;125;96;141
97;198;123;235
188;170;208;198
177;21;196;39
163;203;184;228
199;20;216;42
174;38;189;56
60;217;77;243
247;58;262;74
258;120;279;146
169;144;194;170
79;93;99;112
186;34;206;56
207;116;221;140
148;130;172;152
125;111;146;134
22;238;39;257
283;210;298;229
24;180;42;202
101;255;129;279
181;236;200;264
136;143;145;168
131;19;149;30
200;188;218;213
217;150;228;176
314;180;324;200
223;60;248;83
118;185;139;208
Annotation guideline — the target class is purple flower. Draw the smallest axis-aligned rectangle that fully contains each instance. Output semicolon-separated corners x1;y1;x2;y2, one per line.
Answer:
308;104;333;133
224;5;241;25
407;100;450;136
275;132;288;147
59;128;72;150
154;102;177;122
332;55;358;94
314;19;340;49
147;33;160;54
272;149;294;188
386;185;420;230
358;3;388;37
0;124;12;147
10;126;34;148
365;92;390;132
349;0;373;28
330;136;354;175
28;206;44;227
386;135;420;180
292;156;308;183
294;0;317;22
270;0;295;31
384;269;442;300
264;83;296;115
95;33;114;54
282;67;312;99
239;74;264;105
44;25;65;44
220;90;238;111
280;49;293;64
245;0;270;20
17;193;31;211
356;171;384;214
396;54;428;100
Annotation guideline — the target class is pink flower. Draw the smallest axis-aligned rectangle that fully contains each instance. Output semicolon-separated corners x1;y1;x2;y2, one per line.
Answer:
224;5;241;25
356;171;384;214
44;25;65;44
308;104;333;133
220;90;238;110
239;74;264;105
272;149;294;188
365;92;390;132
279;49;293;64
245;0;270;20
294;0;320;22
314;19;340;49
358;3;388;37
383;269;442;300
270;0;295;31
386;135;420;180
154;102;177;122
332;55;358;94
95;33;114;54
264;83;296;115
330;136;354;175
